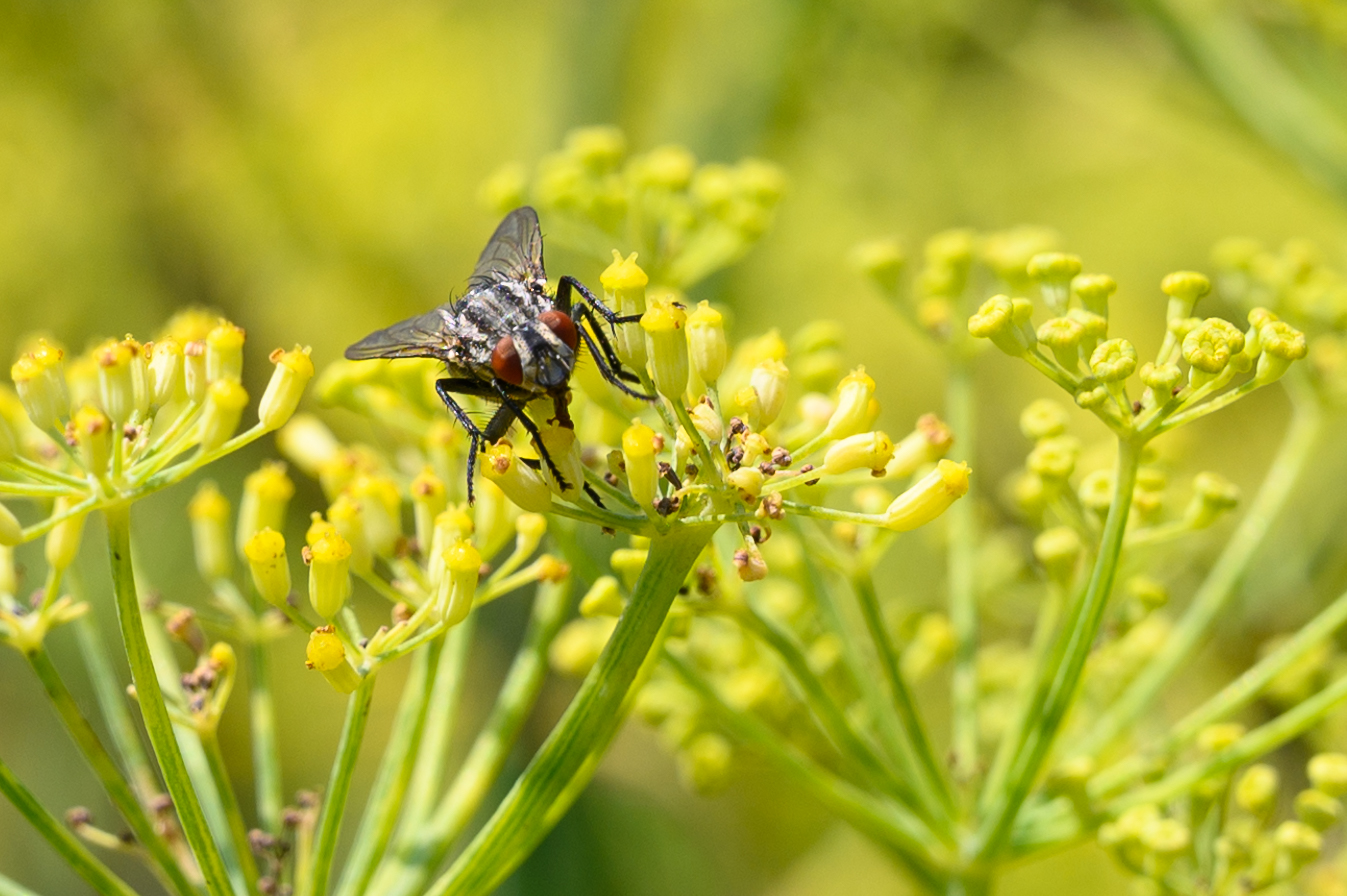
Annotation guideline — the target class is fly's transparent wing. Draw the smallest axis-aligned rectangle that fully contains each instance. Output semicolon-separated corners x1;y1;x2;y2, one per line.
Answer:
344;307;452;360
469;206;545;287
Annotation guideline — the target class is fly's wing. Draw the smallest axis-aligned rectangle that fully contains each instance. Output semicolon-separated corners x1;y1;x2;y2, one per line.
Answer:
468;206;546;288
344;307;453;360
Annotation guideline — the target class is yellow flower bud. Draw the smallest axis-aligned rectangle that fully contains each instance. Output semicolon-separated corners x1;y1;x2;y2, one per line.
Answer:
726;467;765;504
482;441;553;512
148;338;185;407
94;339;143;425
350;474;402;558
1274;820;1322;870
1140;362;1184;395
1089;338;1138;383
851;239;906;292
610;546;648;590
1072;273;1116;316
1182;318;1245;377
1196;722;1244;754
305;627;360;694
0;544;14;595
622;421;659;509
306;511;338;548
11;340;70;431
689;402;723;443
685;301;727;386
1033;527;1081;585
883;460;970;531
205;322;245;383
1295;789;1341;832
1027;435;1080;481
822;431;895;476
968;296;1028;356
432;540;481;626
631;145;696;190
677;732;733;796
199;379;248;453
1019;399;1069;440
601;251;648;370
1037;317;1085;369
1184;472;1240;529
327;493;372;574
0;503;21;547
1161;270;1211;321
747;359;789;430
188;483;232;581
823;368;876;441
886;414;954;478
276;414;342;480
308;531;352;620
236;461;294;553
259;346;314;431
1235;764;1279;816
67;406;112;478
1308;753;1347;797
183;341;208;403
411;469;448;552
641;294;689;401
579;575;625;618
1255;320;1308;386
244;529;292;608
1028;252;1082;314
534;423;585;500
549;617;617;677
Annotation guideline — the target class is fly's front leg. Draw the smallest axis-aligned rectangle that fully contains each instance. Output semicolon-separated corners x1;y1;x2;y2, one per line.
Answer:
489;379;570;490
574;317;655;401
435;377;502;505
557;275;643;325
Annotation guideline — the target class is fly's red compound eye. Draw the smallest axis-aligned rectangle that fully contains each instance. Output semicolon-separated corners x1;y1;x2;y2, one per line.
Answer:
538;310;579;351
491;336;524;385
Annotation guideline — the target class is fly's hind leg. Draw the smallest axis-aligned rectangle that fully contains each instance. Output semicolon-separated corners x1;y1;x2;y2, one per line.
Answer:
435;377;513;505
488;379;570;491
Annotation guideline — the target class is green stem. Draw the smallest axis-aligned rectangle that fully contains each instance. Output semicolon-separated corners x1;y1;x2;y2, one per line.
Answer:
25;647;197;896
200;732;263;896
334;638;442;896
306;675;377;896
1074;401;1320;758
0;755;141;896
249;637;283;834
105;502;234;896
976;437;1141;858
852;571;955;818
426;523;714;896
946;357;979;790
371;580;573;896
666;652;949;888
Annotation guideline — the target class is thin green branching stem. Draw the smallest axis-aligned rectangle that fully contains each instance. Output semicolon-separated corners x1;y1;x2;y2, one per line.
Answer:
738;606;936;821
1090;584;1347;800
851;569;955;820
976;436;1141;859
249;636;283;834
1074;395;1321;758
0;755;141;896
1111;670;1347;813
371;580;574;896
946;356;979;793
200;731;263;896
305;675;377;896
105;502;234;896
334;637;442;896
665;651;949;889
25;647;196;896
427;524;714;896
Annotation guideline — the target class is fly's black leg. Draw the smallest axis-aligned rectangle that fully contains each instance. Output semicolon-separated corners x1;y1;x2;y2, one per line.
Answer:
435;378;497;505
575;320;656;401
489;379;570;490
572;303;644;384
558;275;643;324
483;404;517;443
583;482;606;508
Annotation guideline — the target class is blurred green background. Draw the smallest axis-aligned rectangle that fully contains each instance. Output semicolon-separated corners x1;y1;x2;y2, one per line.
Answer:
4;0;1347;893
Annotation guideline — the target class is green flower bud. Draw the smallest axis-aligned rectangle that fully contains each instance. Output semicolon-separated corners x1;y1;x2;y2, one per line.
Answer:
1073;273;1117;316
685;301;727;386
1295;789;1341;832
431;540;480;626
969;296;1028;356
1027;435;1080;481
1028;252;1082;314
883;460;970;531
1196;722;1244;754
259;346;314;431
630;145;696;190
886;414;954;478
205;322;245;384
601;252;648;371
409;469;447;553
11;340;70;431
1020;400;1070;441
822;431;895;476
1274;820;1322;870
1184;472;1240;529
1037;317;1085;370
183;341;208;403
327;493;372;574
67;406;112;479
1090;338;1138;383
641;294;690;402
276;414;342;481
1140;362;1184;396
482;441;553;512
236;461;294;554
350;474;402;557
726;467;765;504
1034;527;1081;585
307;530;352;620
1255;320;1308;386
609;546;648;591
244;529;291;608
305;626;360;694
677;732;733;796
622;421;660;510
745;359;789;430
1114;804;1162;843
147;338;186;407
0;503;21;547
1126;576;1168;612
565;125;625;172
1161;271;1211;321
199;379;248;453
1183;318;1245;377
1141;818;1190;879
851;239;906;292
689;401;723;443
1235;764;1279;816
1078;470;1113;515
1308;753;1347;797
549;617;617;677
579;576;625;618
823;368;876;441
187;483;232;581
95;339;143;425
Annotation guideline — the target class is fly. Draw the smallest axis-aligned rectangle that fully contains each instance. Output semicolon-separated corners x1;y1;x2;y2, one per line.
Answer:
345;206;652;503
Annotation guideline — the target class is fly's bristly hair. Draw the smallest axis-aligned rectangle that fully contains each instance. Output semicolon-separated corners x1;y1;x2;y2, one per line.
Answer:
344;206;650;503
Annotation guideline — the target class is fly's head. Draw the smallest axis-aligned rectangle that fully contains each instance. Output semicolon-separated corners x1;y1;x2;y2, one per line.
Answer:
490;310;580;392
